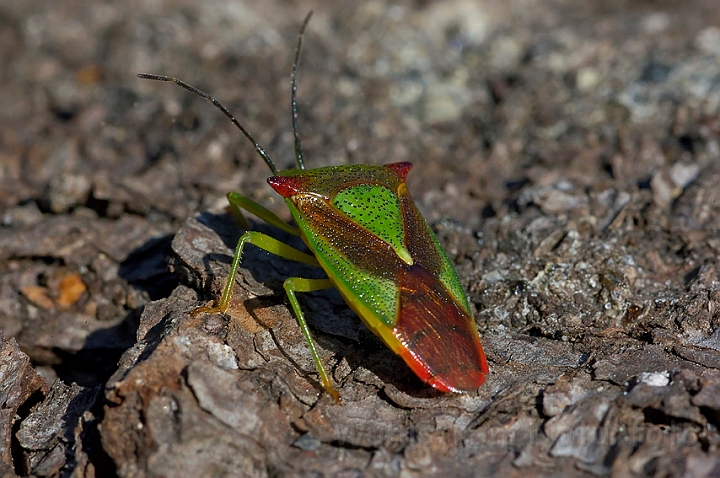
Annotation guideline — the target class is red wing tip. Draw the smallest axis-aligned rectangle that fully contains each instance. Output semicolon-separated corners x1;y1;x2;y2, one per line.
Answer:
399;347;489;393
427;372;488;393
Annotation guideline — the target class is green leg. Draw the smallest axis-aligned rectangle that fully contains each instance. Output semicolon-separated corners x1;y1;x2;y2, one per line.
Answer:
284;277;342;403
195;231;320;314
197;192;309;312
226;191;300;236
198;193;342;402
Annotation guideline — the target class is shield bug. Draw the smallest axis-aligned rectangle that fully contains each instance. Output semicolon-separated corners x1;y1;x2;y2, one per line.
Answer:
139;13;488;402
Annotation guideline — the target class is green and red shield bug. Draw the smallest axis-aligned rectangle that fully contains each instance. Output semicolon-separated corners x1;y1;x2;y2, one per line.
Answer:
138;13;488;403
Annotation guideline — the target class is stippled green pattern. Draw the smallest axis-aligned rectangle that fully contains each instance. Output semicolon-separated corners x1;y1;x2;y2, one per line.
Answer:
427;225;472;313
323;252;398;327
332;184;413;265
286;198;400;326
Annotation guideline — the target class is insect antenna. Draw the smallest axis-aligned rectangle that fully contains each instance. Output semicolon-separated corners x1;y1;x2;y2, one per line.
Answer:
137;75;279;176
139;14;314;175
291;11;312;170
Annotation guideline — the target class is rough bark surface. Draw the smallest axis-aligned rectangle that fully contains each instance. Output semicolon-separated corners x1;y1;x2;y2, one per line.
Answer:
2;0;720;476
